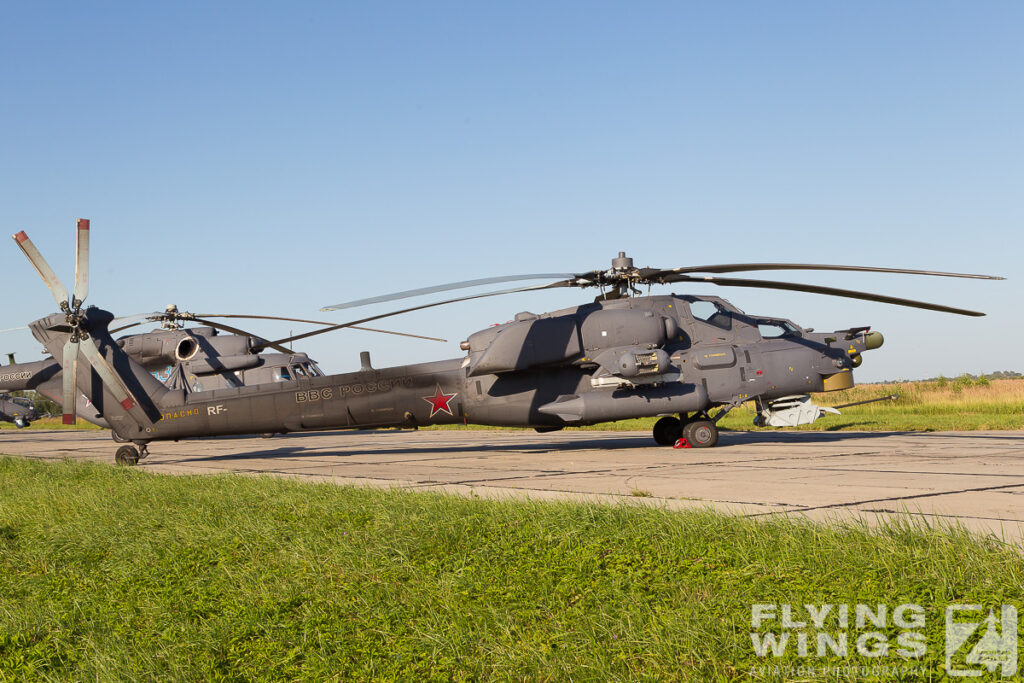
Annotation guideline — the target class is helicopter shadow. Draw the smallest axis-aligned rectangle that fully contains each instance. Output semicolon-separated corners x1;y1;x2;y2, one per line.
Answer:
719;430;1024;445
176;436;657;462
718;430;909;445
155;428;987;463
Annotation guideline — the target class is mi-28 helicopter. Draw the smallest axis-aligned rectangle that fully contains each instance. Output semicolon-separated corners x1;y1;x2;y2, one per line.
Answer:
0;394;38;428
0;309;444;429
0;226;444;428
0;353;41;427
12;221;1000;464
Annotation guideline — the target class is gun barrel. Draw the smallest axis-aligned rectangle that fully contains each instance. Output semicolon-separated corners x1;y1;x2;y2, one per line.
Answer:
833;394;898;410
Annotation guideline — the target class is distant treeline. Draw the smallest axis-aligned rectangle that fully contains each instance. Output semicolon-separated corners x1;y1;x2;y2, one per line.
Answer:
875;370;1023;385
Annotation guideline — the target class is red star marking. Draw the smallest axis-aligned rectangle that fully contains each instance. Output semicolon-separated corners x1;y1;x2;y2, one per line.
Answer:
422;385;457;419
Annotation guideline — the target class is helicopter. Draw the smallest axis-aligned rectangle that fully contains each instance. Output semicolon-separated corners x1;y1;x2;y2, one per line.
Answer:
0;301;445;430
11;221;1001;464
0;394;38;428
0;353;41;427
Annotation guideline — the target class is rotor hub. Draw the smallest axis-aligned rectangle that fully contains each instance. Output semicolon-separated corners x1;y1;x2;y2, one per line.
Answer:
64;305;89;342
611;251;633;271
152;304;195;330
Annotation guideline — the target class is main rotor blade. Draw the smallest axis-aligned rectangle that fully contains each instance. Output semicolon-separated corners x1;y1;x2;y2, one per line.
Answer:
195;313;348;325
12;232;70;307
189;317;294;354
269;280;572;349
108;313;165;334
62;340;78;425
347;326;447;342
109;313;446;343
644;263;1004;280
193;313;447;343
321;273;577;311
78;336;144;426
666;274;986;316
73;219;90;303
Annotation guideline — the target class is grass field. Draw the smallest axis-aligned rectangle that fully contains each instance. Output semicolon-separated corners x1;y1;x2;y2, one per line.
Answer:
0;418;103;431
1;457;1023;681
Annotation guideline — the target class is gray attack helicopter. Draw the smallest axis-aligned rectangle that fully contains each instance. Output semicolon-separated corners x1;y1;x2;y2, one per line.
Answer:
12;221;1001;464
0;352;40;427
0;394;38;428
0;297;445;430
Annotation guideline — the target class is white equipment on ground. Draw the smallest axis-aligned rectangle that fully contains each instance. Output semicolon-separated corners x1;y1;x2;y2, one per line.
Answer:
754;393;899;427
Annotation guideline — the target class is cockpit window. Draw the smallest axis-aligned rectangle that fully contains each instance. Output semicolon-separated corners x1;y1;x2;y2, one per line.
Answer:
757;323;787;338
292;365;308;378
689;300;732;330
275;367;292;382
307;363;323;377
757;320;799;338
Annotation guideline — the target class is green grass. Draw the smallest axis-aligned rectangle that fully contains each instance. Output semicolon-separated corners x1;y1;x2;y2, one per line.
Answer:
1;457;1023;681
0;417;103;431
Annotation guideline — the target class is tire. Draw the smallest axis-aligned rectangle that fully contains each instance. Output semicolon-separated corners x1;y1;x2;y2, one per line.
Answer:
683;420;718;448
115;445;140;466
653;416;683;446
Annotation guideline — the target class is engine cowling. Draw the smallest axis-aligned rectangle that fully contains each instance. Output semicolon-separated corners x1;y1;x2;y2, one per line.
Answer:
466;314;581;377
117;327;251;370
579;309;671;351
464;308;677;377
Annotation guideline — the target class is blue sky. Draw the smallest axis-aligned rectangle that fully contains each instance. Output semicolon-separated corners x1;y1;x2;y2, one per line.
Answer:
1;2;1020;381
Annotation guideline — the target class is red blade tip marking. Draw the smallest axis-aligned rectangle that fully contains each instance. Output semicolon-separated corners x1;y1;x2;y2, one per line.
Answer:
62;414;76;425
120;398;134;411
14;231;28;243
77;219;90;230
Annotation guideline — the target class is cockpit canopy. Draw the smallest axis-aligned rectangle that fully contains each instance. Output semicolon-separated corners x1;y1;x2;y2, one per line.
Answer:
272;358;325;382
675;295;803;342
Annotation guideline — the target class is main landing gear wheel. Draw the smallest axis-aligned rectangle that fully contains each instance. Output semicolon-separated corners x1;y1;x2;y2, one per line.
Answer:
653;416;683;446
683;420;718;448
115;445;140;466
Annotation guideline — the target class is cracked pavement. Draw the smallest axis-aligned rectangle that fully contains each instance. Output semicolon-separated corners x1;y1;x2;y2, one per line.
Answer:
4;428;1024;541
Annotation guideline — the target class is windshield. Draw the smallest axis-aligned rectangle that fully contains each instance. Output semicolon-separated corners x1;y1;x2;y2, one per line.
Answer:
756;320;799;338
689;300;732;330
